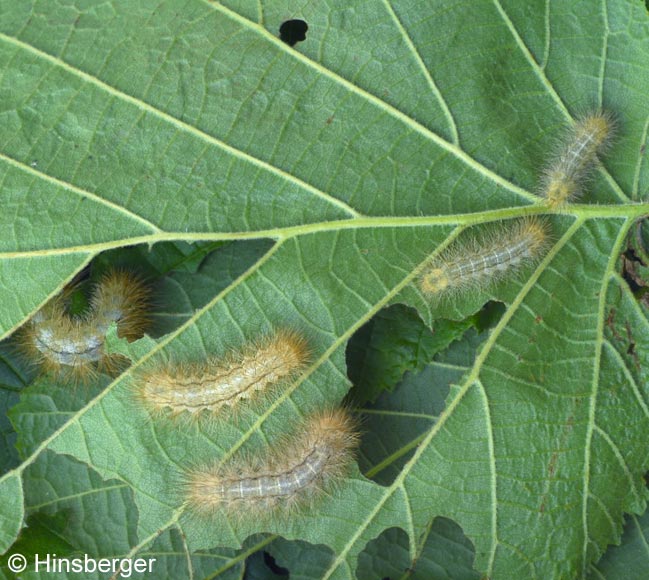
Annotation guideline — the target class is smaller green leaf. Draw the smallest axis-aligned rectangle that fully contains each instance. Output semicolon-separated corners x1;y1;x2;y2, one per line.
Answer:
244;550;288;580
346;304;476;404
23;451;138;557
357;518;480;580
1;512;77;562
268;538;335;580
0;473;24;553
589;509;649;580
359;329;485;486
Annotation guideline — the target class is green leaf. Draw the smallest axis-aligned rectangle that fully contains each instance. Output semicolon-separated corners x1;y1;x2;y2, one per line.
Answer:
1;0;649;578
346;304;477;404
21;451;138;556
357;519;481;580
589;509;649;579
0;344;26;473
268;518;481;579
0;473;22;552
268;538;334;579
244;549;289;580
358;327;485;487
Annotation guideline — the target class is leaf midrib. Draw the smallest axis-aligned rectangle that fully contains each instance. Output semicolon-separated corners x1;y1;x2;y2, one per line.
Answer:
2;203;648;260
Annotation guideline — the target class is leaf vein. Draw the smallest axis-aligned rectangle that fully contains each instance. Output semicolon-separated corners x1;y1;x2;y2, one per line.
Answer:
381;0;460;145
0;150;161;235
580;218;633;575
632;115;649;200
476;379;498;577
201;0;537;202
490;0;629;203
593;425;642;507
0;33;361;219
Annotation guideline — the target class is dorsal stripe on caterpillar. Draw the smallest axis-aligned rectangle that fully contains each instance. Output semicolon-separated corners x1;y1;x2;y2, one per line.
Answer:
418;217;549;298
542;111;615;207
136;330;310;418
185;408;359;517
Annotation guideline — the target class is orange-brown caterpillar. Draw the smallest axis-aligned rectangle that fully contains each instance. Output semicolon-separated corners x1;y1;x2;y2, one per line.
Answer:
185;408;359;518
20;270;150;382
419;217;549;299
136;330;310;420
542;111;615;207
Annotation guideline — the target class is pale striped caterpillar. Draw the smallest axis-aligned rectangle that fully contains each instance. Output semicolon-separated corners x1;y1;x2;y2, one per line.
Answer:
20;270;150;382
185;408;359;518
418;217;549;299
542;111;615;207
135;330;310;420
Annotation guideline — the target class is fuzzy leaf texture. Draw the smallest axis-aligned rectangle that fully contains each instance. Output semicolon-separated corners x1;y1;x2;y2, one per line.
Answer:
1;1;649;579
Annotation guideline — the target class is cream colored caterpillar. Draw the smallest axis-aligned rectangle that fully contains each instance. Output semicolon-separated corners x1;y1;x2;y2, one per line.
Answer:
185;408;359;518
419;217;549;299
21;270;150;382
542;111;615;207
136;330;310;420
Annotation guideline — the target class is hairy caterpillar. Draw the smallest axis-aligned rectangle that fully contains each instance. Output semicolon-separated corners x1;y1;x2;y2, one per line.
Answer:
418;217;549;299
185;408;359;518
20;270;150;382
136;330;310;420
542;111;615;207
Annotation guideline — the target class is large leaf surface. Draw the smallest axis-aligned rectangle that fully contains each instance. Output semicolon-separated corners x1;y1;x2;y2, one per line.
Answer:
1;0;649;578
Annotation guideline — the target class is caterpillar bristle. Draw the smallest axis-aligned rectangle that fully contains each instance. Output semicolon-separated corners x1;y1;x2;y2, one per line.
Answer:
18;269;151;383
184;407;359;522
91;270;151;340
135;329;311;422
542;110;616;207
418;217;550;301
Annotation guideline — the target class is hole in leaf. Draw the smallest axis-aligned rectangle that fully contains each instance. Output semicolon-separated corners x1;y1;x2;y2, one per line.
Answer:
243;549;289;577
355;360;450;486
620;221;649;308
265;537;335;577
263;550;289;575
356;527;410;580
357;520;480;579
279;19;308;46
349;304;492;486
346;303;503;407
